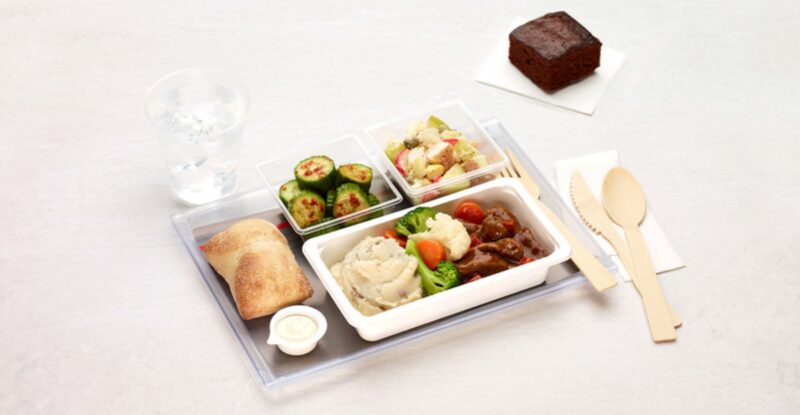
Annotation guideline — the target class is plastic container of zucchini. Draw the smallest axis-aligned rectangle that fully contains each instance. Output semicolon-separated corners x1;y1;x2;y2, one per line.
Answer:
257;135;403;238
365;100;509;204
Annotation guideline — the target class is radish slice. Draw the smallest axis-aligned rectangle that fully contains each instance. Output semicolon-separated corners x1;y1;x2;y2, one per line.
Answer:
394;149;409;177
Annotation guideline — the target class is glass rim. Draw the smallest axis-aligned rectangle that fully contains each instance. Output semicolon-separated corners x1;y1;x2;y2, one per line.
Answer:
144;67;250;137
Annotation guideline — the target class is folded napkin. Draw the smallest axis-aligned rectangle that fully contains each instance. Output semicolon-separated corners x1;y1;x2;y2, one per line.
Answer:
476;17;627;115
554;150;685;281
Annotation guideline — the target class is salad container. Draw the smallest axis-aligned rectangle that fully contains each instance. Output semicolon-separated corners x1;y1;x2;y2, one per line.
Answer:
257;134;403;238
365;100;509;204
302;178;572;341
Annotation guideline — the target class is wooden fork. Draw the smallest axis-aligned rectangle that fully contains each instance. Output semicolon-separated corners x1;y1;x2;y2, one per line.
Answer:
500;148;617;292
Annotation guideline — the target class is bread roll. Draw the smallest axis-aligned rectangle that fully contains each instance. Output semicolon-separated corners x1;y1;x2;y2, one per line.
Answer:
204;218;313;320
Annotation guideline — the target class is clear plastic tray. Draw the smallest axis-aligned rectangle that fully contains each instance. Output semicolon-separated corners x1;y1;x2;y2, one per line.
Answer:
170;119;617;391
255;134;402;237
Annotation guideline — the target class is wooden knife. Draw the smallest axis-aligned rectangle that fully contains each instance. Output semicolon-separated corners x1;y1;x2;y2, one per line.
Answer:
570;171;682;327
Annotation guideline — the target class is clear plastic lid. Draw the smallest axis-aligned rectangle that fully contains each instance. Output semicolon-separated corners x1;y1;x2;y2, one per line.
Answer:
256;134;402;236
365;100;509;204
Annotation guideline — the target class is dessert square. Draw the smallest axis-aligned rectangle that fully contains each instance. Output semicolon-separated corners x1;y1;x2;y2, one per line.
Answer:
509;11;602;92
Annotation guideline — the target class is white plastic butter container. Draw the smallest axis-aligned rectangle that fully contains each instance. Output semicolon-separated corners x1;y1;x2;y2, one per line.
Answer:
302;178;572;341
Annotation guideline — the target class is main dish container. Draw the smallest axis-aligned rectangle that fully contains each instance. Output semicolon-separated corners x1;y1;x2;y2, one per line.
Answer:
365;100;509;204
256;134;403;237
302;178;571;341
171;119;617;392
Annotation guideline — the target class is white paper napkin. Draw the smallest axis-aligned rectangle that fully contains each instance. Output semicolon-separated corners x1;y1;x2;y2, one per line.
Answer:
476;17;627;115
554;150;685;281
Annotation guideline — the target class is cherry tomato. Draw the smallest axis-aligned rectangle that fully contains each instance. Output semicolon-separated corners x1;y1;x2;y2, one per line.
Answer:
416;239;447;269
454;201;486;224
383;229;406;248
519;257;535;264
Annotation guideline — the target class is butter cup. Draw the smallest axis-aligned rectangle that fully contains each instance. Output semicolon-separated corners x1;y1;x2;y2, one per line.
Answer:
267;306;327;356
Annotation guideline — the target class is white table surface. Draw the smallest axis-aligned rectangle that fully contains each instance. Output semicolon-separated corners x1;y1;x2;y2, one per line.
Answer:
2;1;799;413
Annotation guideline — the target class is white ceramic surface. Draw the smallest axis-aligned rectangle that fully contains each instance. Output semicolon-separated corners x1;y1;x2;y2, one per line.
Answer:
303;179;571;341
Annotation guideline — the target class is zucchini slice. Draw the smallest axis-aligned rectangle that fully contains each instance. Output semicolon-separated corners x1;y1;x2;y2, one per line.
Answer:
332;183;370;224
325;189;336;217
278;179;303;206
294;156;336;192
335;163;373;191
367;193;384;220
288;190;326;228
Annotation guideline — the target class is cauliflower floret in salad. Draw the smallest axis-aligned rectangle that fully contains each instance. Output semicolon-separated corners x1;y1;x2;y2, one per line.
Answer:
404;121;425;140
408;213;470;261
416;127;442;147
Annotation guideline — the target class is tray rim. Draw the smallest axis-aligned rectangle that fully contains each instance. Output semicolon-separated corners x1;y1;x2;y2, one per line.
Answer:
170;118;618;391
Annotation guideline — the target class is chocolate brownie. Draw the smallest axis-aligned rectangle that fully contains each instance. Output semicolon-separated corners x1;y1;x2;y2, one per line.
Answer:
508;11;602;92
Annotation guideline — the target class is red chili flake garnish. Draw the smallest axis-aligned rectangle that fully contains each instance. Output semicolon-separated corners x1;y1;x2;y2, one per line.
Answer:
199;244;205;251
502;220;515;232
519;257;535;264
276;222;289;230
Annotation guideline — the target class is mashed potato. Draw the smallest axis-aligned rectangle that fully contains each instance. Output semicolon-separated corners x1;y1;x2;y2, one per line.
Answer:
331;236;422;316
408;213;470;261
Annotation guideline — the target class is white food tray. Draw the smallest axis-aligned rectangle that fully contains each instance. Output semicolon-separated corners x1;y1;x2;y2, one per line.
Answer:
304;178;571;341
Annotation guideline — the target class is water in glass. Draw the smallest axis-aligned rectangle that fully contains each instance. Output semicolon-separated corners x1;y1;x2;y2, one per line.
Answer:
151;82;247;205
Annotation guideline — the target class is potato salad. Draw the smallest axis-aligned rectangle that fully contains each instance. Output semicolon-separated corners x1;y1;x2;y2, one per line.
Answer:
384;116;489;191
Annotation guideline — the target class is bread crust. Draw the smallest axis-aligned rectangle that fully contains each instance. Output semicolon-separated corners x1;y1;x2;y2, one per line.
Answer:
204;218;313;320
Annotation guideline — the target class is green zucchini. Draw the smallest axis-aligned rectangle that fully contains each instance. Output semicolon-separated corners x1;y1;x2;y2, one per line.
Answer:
332;183;370;225
325;189;336;217
294;155;336;192
278;179;303;206
288;190;326;228
367;193;384;220
335;163;373;192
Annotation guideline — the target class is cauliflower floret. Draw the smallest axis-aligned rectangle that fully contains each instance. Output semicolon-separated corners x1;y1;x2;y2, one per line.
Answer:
404;121;425;139
416;127;442;147
407;147;427;179
408;213;471;261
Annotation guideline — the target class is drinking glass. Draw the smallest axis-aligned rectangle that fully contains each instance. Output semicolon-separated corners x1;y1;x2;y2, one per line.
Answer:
145;68;249;205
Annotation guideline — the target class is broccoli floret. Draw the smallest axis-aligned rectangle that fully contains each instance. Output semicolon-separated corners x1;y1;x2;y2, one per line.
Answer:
405;239;461;296
395;206;437;236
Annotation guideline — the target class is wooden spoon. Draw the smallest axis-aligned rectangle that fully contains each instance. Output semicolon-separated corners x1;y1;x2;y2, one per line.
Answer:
602;167;677;342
